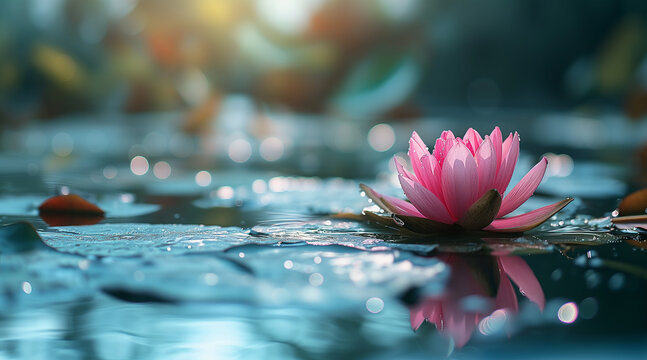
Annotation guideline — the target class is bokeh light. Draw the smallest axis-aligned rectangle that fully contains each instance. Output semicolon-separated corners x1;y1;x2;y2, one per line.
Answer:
195;171;212;187
153;161;172;179
365;297;384;314
367;124;396;152
228;139;253;163
259;137;285;162
130;156;149;176
558;302;578;324
52;132;74;157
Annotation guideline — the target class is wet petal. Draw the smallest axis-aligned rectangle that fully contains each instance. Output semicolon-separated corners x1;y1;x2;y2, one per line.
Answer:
490;127;503;170
432;130;455;165
498;157;548;217
425;300;443;327
420;154;443;199
494;265;518;312
483;198;573;232
445;310;477;348
494;132;519;194
441;141;479;219
499;256;545;310
382;197;424;217
359;184;423;217
400;175;455;224
463;128;483;155
410;131;431;158
409;147;434;191
410;306;425;331
475;136;497;197
394;156;416;182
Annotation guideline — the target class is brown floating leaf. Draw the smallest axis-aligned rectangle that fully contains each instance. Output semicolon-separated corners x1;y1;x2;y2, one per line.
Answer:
392;213;456;233
618;188;647;216
611;214;647;224
363;211;406;230
38;194;105;226
611;214;647;230
39;194;105;215
457;189;502;230
39;213;104;227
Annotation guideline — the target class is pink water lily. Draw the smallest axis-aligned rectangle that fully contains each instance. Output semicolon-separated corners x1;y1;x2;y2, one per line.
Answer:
410;254;545;348
362;127;572;233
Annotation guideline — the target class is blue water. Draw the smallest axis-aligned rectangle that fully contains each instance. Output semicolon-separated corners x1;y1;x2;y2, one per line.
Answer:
1;116;646;359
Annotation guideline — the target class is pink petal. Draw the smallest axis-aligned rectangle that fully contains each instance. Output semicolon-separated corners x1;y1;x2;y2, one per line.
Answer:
371;189;424;217
394;156;416;182
409;148;428;188
463;128;483;155
420;154;443;199
433;130;455;165
426;301;443;328
445;310;477;348
475;136;498;198
494;259;519;312
494;132;519;194
399;175;455;224
490;127;503;170
360;184;423;217
484;198;573;232
441;141;479;220
410;131;431;158
498;256;545;311
384;197;423;217
408;132;433;188
497;157;548;218
410;306;425;331
421;298;442;325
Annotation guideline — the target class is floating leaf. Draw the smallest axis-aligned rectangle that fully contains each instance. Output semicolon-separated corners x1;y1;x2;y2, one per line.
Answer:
38;194;105;226
38;194;105;215
611;214;647;229
618;188;647;216
39;212;105;227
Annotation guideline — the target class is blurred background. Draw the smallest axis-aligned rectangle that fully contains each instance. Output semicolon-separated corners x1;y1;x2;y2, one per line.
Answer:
1;0;647;185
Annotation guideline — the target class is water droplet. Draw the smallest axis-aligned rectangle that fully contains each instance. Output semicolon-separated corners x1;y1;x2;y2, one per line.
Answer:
21;281;32;294
393;215;405;226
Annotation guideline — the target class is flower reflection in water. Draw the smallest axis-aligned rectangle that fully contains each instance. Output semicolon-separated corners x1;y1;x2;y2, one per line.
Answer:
410;253;545;348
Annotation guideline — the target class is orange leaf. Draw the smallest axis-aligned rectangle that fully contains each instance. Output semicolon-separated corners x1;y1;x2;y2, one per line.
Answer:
39;213;104;227
38;194;105;215
618;188;647;216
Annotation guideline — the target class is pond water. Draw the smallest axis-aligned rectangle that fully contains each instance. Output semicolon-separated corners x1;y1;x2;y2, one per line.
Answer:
1;114;646;359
